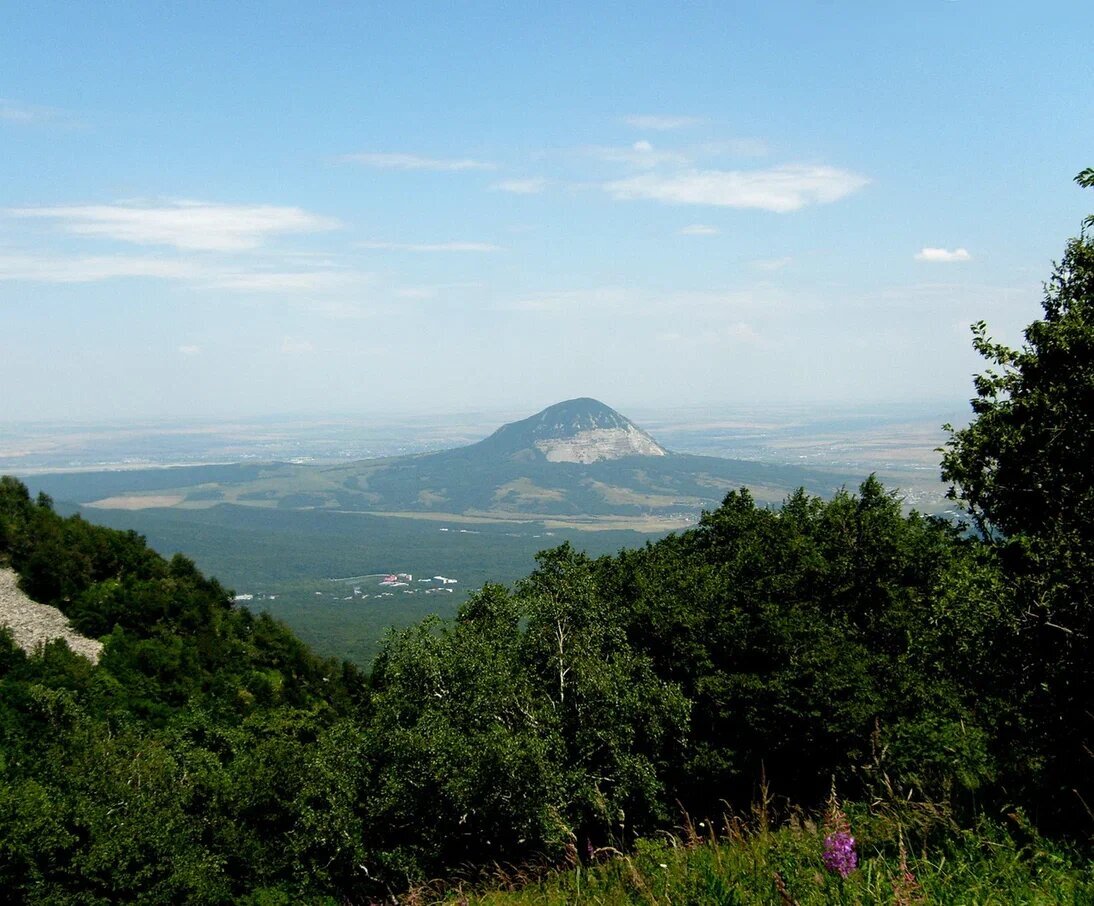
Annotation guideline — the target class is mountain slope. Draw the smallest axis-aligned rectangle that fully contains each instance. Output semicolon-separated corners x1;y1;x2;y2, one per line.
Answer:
31;399;863;527
473;397;668;462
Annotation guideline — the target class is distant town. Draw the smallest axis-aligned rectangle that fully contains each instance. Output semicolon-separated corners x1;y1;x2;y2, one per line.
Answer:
233;570;462;605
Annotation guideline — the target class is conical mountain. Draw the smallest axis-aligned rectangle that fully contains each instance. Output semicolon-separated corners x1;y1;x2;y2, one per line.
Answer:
49;398;860;524
472;398;668;462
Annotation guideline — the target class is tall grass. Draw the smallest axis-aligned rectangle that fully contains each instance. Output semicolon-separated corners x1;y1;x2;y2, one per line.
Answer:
415;800;1093;905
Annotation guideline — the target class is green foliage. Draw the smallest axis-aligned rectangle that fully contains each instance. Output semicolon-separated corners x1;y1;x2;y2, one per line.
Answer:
0;478;369;901
600;479;1002;809
364;566;690;881
350;476;1017;886
942;178;1094;829
0;467;1050;900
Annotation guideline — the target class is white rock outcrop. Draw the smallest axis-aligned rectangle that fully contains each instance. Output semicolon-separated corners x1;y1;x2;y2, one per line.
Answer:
535;425;668;463
0;567;103;662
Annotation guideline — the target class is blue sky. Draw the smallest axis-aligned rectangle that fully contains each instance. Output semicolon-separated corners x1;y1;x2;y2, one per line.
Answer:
2;1;1091;421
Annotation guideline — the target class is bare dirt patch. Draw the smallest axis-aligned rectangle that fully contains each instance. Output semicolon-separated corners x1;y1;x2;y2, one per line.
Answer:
86;494;186;510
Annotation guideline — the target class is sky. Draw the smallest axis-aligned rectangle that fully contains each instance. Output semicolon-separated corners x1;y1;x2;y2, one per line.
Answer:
1;1;1092;422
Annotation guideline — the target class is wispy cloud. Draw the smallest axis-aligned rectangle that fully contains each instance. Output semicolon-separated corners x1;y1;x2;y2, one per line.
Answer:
358;240;502;252
915;247;971;262
0;253;199;283
7;200;339;251
605;164;869;212
0;251;364;295
340;152;495;171
622;115;704;131
0;98;75;126
491;177;547;194
178;345;202;357
203;270;364;292
680;224;719;236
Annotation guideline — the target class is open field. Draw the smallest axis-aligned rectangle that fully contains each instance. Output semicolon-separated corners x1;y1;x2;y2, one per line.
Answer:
85;494;187;510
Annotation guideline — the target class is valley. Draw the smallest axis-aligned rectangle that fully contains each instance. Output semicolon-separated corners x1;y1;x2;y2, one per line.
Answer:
15;398;958;665
65;501;658;664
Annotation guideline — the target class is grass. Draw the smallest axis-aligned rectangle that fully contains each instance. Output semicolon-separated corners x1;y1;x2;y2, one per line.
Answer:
420;805;1094;905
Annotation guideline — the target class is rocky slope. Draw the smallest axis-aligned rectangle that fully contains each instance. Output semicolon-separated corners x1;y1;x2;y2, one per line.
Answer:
0;567;102;662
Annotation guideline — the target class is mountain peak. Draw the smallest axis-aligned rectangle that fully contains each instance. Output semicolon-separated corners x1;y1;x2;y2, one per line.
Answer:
480;398;668;463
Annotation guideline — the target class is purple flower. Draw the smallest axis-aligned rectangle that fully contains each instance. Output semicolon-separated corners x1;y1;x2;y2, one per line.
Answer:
822;830;858;878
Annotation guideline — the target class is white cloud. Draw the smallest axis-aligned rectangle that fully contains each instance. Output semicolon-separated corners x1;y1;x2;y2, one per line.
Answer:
358;240;501;252
915;247;971;262
0;98;71;125
0;253;199;282
622;115;704;131
753;256;793;271
588;142;691;169
605;164;869;212
680;224;719;236
279;337;315;355
7;201;339;251
340;152;495;171
491;177;547;194
178;345;202;356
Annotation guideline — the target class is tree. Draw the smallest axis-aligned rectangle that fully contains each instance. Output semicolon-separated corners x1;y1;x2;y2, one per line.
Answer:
941;170;1094;830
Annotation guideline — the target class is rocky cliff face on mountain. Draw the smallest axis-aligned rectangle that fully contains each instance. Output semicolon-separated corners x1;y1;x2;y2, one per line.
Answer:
474;398;668;463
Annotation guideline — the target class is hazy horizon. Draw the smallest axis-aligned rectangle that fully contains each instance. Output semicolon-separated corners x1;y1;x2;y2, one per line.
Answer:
0;393;972;427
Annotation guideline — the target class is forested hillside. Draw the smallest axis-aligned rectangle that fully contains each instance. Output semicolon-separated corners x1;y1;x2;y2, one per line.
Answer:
1;179;1091;902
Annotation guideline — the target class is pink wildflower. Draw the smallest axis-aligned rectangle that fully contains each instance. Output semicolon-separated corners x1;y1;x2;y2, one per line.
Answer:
822;782;857;878
822;830;858;877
